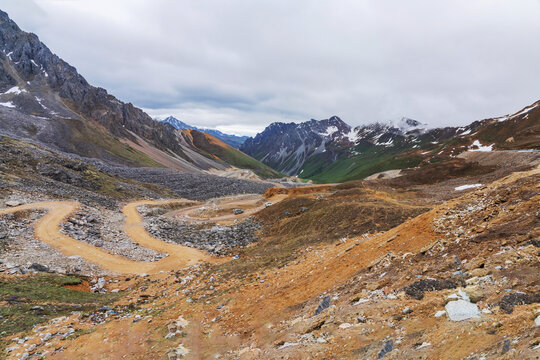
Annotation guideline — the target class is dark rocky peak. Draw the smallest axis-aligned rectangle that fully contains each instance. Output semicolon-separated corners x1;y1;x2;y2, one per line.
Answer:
0;10;186;159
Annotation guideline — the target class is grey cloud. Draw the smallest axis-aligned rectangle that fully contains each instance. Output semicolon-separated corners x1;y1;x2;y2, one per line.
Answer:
1;0;539;135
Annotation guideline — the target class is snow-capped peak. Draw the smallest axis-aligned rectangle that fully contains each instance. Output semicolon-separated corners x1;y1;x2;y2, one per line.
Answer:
391;117;428;132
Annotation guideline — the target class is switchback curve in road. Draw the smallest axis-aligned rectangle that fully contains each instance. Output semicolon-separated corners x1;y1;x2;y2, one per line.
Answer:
0;200;225;275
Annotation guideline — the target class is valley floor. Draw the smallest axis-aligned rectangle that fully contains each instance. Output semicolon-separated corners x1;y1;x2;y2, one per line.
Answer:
0;153;539;360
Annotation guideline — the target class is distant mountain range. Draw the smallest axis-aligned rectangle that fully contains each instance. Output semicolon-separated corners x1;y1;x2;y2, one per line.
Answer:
241;106;540;183
0;10;277;178
159;116;248;148
0;9;536;185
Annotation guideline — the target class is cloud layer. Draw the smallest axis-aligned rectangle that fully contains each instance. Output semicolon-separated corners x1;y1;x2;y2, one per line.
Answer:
2;0;540;135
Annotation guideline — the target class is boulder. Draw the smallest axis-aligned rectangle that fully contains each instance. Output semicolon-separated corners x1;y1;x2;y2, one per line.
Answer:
445;300;481;321
464;286;484;303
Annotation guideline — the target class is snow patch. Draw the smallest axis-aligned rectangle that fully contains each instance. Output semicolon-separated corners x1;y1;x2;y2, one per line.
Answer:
0;101;16;108
469;140;493;152
377;138;394;147
509;103;538;119
318;126;338;137
455;184;482;191
3;86;26;95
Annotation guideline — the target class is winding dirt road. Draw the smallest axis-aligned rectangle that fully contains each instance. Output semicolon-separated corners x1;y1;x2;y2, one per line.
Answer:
0;200;225;275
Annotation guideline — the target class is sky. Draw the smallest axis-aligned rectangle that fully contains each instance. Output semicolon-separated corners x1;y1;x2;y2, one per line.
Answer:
1;0;540;136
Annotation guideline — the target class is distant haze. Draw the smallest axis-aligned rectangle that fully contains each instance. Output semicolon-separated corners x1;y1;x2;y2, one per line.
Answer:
1;0;540;135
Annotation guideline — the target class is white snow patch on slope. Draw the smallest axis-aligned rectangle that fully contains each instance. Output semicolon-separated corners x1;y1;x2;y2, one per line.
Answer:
0;101;16;108
469;140;493;152
377;138;394;147
4;86;26;95
318;126;338;137
509;103;538;119
455;184;482;191
344;129;359;143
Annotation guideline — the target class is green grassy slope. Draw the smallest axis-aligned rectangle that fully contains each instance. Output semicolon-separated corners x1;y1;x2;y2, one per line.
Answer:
186;129;283;178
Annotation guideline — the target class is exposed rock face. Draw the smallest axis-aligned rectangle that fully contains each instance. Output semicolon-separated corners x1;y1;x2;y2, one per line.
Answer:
241;116;353;175
0;10;186;161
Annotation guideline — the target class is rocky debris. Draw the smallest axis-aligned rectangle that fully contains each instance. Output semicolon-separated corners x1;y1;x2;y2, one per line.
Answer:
143;214;262;255
233;208;244;215
5;200;21;206
168;344;189;360
435;310;446;318
403;278;460;300
106;166;274;201
91;277;107;293
0;206;104;275
165;315;189;339
377;339;394;359
498;292;540;314
61;206;166;261
314;296;330;316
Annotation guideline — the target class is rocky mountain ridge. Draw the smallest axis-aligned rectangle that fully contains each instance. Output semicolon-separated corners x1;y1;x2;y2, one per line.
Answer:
160;116;248;148
241;103;540;182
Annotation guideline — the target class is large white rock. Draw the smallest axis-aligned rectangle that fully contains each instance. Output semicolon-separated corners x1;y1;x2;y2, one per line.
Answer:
445;300;481;321
535;315;540;327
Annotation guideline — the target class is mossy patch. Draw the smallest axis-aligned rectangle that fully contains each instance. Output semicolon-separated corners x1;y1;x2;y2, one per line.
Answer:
0;274;119;352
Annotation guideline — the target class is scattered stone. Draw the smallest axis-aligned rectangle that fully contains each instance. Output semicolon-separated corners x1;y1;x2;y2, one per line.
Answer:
499;292;540;314
403;279;459;300
338;323;352;329
402;307;412;315
464;286;484;303
314;296;330;316
29;263;49;272
168;344;189;359
377;339;393;359
5;200;21;207
502;339;511;353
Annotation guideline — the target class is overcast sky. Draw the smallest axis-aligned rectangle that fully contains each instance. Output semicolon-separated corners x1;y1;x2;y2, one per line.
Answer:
1;0;540;135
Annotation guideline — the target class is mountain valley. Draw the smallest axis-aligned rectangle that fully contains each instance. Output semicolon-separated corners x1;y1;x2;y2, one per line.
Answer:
0;8;538;360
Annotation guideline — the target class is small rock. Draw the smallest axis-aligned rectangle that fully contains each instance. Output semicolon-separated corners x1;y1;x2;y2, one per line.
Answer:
5;200;21;207
535;315;540;327
502;339;511;353
402;307;412;315
377;339;393;359
314;296;330;316
338;323;352;329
